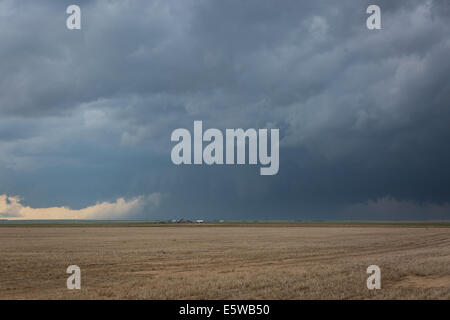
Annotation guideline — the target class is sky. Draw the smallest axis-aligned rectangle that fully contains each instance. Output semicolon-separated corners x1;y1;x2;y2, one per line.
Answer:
1;0;450;221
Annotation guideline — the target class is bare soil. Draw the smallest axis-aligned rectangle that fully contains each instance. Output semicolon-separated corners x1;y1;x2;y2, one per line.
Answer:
0;225;449;299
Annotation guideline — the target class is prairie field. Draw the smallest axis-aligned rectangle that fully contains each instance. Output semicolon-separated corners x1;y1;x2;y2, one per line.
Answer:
0;224;449;299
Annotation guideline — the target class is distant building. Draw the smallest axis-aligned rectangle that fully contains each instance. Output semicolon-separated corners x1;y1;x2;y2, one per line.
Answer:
171;218;193;223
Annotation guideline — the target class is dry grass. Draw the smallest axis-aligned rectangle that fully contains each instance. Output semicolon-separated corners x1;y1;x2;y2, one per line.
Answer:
0;225;449;299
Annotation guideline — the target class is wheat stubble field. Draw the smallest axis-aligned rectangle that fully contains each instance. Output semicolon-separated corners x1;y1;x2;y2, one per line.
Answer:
0;224;449;299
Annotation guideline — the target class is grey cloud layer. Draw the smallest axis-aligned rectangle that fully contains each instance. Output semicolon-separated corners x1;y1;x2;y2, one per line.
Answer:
1;0;450;219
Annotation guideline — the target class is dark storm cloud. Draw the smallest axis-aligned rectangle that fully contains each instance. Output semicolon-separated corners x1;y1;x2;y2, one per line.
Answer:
1;0;450;220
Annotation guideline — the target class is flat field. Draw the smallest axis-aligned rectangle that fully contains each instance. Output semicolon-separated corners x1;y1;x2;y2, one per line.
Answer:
0;224;449;299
